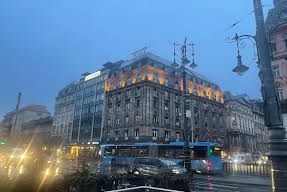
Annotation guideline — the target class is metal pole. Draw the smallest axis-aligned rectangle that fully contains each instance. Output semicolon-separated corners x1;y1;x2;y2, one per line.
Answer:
253;0;287;191
181;40;191;173
12;92;21;137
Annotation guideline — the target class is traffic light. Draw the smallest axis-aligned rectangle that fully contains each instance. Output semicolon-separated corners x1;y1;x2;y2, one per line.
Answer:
1;141;6;145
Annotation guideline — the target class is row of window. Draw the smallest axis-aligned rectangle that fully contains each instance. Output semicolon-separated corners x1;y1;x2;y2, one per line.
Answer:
107;129;180;139
74;104;103;116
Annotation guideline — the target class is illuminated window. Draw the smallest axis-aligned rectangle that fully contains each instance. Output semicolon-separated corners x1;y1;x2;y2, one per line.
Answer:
107;119;111;126
164;103;169;111
176;119;180;126
116;118;120;125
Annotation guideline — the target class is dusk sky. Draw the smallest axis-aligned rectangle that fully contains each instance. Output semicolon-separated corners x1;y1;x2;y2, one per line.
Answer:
0;0;273;119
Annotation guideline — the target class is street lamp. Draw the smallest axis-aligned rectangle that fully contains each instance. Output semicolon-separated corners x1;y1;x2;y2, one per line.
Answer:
227;0;287;191
173;37;196;174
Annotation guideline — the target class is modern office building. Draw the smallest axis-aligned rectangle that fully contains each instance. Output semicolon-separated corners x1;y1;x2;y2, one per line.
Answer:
102;51;226;145
51;82;77;144
71;69;112;144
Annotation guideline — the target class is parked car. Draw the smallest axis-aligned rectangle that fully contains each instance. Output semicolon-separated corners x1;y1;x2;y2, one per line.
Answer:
130;157;187;176
232;154;253;164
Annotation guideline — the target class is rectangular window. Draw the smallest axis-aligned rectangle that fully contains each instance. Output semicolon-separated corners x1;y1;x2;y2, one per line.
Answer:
164;103;169;111
153;89;158;97
137;100;140;108
165;131;169;138
277;88;285;100
272;65;280;78
271;43;277;54
136;113;140;122
136;87;140;96
124;130;128;137
125;116;129;123
152;129;158;138
285;39;287;50
164;78;168;86
135;129;139;137
176;132;180;139
165;91;169;99
114;131;118;139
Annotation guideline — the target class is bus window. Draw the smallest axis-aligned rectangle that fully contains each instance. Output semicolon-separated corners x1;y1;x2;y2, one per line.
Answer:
193;146;208;160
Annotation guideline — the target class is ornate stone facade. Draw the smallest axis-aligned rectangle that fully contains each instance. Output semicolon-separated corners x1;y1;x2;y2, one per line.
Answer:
224;92;268;155
102;52;226;145
266;0;287;136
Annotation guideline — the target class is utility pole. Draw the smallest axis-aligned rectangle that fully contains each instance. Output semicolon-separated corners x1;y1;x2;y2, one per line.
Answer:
11;92;21;137
252;0;287;191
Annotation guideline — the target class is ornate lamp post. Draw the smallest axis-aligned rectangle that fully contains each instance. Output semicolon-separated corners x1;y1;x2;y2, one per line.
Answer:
172;37;196;174
227;0;287;191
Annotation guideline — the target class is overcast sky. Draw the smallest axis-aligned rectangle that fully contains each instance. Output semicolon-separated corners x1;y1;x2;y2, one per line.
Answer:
0;0;274;119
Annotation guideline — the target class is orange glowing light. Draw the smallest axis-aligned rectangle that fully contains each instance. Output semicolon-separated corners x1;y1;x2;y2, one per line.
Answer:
132;78;136;84
121;81;125;87
189;88;193;94
141;74;146;80
159;77;164;84
221;98;224;103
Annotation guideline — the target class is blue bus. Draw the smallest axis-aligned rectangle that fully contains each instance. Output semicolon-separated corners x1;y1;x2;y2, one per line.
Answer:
101;142;222;173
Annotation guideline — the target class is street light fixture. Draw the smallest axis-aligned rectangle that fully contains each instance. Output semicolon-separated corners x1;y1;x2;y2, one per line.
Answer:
173;37;197;174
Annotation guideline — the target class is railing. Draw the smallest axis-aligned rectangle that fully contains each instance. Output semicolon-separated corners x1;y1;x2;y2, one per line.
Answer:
106;186;184;192
222;163;270;176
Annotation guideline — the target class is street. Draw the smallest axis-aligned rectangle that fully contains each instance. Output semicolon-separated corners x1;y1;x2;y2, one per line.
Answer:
193;179;270;192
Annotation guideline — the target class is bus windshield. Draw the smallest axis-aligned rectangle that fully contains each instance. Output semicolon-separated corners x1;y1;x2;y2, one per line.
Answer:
193;146;208;160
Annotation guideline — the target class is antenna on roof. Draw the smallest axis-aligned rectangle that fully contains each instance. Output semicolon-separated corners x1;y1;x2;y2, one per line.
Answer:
132;47;148;58
171;42;179;68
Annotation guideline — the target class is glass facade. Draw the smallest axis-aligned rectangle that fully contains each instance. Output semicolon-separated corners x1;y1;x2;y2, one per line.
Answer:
71;71;107;143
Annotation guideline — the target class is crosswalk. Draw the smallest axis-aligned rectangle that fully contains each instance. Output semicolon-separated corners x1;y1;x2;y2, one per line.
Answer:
193;180;241;192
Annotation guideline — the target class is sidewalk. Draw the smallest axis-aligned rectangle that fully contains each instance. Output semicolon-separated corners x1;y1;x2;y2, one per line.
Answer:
193;173;272;186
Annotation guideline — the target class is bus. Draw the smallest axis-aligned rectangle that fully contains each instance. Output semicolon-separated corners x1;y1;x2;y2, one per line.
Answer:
101;142;222;173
